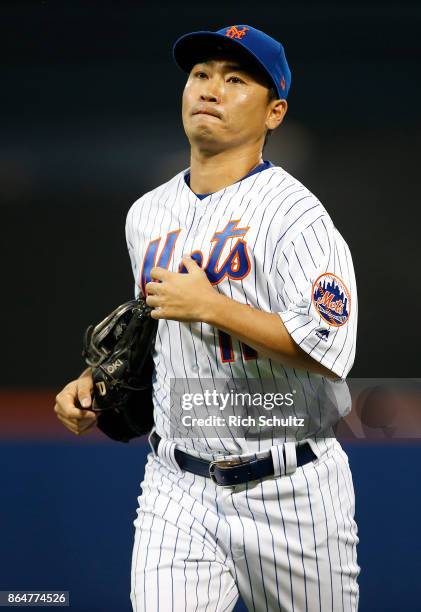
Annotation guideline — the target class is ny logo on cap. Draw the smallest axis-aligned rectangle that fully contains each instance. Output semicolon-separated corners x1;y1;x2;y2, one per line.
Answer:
225;26;248;40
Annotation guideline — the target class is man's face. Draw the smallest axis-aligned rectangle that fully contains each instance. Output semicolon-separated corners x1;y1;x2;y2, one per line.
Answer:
182;55;283;152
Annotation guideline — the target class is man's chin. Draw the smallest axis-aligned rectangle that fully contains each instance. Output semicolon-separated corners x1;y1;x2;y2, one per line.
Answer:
188;128;227;150
189;123;235;146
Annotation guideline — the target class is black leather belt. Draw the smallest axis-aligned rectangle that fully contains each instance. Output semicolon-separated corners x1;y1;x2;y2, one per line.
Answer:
149;431;316;487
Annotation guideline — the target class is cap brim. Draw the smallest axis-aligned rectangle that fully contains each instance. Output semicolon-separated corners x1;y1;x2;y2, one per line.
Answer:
173;31;278;95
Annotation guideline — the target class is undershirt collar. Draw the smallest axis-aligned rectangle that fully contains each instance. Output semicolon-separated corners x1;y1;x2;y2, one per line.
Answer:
184;160;273;200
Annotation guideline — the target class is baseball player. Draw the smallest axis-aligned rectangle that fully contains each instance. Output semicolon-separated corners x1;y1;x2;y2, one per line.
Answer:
55;25;359;612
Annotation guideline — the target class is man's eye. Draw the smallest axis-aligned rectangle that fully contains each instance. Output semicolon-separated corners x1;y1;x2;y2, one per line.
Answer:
195;71;208;79
227;76;244;84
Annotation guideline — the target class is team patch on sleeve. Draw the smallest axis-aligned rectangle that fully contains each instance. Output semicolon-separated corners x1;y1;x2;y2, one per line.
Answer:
312;272;351;327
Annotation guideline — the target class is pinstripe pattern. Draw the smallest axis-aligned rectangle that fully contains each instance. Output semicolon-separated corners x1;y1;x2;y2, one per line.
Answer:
126;164;358;459
127;164;359;610
130;438;359;611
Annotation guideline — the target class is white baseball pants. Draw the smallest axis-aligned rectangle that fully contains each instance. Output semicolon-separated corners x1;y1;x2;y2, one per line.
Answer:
130;436;359;612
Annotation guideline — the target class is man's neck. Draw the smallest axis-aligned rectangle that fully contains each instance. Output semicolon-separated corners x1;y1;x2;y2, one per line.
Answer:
189;146;263;195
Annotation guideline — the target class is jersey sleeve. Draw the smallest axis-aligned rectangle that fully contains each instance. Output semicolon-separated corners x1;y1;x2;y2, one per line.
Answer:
276;215;358;378
125;201;140;299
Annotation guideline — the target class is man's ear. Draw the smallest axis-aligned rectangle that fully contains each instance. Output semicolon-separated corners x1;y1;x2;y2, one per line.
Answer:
266;99;288;131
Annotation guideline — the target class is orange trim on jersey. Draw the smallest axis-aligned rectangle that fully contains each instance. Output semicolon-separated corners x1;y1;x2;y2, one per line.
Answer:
178;250;204;272
207;219;251;286
241;342;258;361
140;229;182;296
218;329;235;363
209;238;251;285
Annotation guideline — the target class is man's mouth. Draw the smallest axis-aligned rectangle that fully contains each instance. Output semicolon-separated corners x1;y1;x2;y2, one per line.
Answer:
192;108;222;119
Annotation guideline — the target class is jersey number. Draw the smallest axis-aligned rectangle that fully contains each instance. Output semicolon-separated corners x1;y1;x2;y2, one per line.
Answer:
218;330;258;363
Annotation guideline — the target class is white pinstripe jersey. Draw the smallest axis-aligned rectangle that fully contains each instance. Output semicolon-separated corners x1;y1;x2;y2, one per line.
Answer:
126;163;358;459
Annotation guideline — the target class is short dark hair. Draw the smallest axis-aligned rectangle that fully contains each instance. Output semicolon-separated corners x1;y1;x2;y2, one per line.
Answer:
263;87;278;149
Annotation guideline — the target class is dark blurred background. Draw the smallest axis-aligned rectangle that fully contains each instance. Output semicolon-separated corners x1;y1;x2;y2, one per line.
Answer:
2;0;420;384
1;1;420;611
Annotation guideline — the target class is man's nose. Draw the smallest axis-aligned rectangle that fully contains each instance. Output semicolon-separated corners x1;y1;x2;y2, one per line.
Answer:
200;91;222;104
199;78;223;103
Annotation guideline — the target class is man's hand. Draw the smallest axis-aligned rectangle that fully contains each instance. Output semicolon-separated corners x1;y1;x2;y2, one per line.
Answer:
145;255;216;321
54;370;97;436
145;254;337;378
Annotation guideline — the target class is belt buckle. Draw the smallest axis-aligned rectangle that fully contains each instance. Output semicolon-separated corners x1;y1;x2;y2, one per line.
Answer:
208;457;243;487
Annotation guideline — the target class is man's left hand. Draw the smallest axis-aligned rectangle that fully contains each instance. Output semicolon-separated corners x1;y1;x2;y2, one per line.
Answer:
145;255;217;322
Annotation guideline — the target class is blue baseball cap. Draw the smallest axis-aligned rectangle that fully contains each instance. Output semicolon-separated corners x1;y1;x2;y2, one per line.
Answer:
173;24;291;99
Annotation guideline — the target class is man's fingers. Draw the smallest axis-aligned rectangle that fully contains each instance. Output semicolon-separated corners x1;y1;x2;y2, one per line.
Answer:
54;375;96;435
77;378;93;409
150;307;165;320
56;413;97;436
78;415;97;432
145;281;161;295
150;266;171;281
54;390;82;417
181;254;201;273
146;294;160;308
55;396;93;420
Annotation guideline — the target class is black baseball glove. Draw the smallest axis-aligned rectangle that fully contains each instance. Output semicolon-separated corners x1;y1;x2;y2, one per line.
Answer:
82;297;158;442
